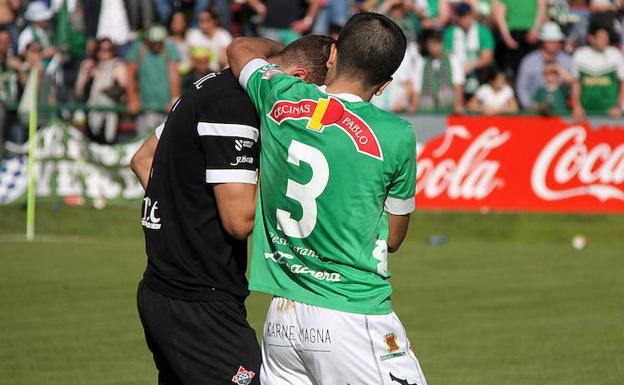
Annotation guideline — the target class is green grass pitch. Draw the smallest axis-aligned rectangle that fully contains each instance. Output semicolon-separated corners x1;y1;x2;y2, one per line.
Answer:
0;203;622;384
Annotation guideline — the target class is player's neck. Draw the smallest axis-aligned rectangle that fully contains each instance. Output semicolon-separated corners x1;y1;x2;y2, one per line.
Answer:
325;77;374;102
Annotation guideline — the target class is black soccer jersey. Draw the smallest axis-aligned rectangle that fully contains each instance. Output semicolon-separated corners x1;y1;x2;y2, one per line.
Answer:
140;69;260;302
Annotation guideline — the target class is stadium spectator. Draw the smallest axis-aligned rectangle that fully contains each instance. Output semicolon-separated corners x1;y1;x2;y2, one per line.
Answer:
17;1;56;58
372;42;421;112
588;0;622;46
180;47;212;92
417;0;451;31
0;26;21;153
94;0;134;56
186;7;232;72
0;0;21;52
468;66;519;114
313;0;349;35
571;24;624;121
126;25;180;136
125;0;157;32
0;28;21;108
530;62;570;115
443;2;494;95
168;10;191;74
413;30;465;113
75;38;128;143
378;0;421;43
492;0;548;77
247;0;320;44
516;21;572;109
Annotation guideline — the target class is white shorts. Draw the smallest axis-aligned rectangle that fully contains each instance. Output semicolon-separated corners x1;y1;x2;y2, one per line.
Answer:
260;297;428;385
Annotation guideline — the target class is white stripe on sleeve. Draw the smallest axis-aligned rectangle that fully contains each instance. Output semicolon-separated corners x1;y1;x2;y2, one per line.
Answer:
239;58;270;90
206;169;257;184
197;122;259;141
384;196;415;215
154;123;165;139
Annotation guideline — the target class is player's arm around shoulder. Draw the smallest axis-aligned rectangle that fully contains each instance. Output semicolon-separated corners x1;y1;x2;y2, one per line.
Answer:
227;37;283;80
386;122;417;253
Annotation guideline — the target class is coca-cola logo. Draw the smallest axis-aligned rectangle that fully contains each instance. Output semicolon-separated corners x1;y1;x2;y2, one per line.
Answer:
416;126;510;200
531;126;624;202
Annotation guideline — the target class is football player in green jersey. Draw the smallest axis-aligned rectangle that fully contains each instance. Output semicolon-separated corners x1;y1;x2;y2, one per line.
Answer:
229;12;427;385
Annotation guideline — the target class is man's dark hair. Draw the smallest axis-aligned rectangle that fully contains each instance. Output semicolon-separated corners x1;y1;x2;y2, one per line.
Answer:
588;23;610;37
424;29;443;43
274;35;336;85
335;12;407;88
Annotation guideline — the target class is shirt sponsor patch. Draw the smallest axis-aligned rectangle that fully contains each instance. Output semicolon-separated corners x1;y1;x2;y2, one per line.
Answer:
268;97;383;160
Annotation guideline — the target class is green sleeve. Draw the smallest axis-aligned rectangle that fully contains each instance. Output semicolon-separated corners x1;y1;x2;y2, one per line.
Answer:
443;27;454;53
388;125;417;201
125;41;141;63
245;63;303;115
478;24;495;50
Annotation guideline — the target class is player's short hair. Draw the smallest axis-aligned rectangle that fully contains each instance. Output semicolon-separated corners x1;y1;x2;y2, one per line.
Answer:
274;35;336;85
335;12;406;88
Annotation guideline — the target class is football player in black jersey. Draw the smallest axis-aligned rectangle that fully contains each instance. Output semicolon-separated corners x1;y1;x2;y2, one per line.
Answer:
130;35;334;385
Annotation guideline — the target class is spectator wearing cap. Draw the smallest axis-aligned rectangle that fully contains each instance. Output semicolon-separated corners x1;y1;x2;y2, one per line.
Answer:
492;0;548;77
443;2;494;95
180;47;212;93
17;1;56;59
186;8;232;73
126;25;180;137
571;24;624;121
516;21;572;109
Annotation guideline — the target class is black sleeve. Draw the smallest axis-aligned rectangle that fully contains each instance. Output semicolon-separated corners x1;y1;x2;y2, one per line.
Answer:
198;95;260;185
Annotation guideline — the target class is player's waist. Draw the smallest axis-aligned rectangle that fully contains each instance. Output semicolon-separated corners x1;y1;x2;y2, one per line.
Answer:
143;269;248;303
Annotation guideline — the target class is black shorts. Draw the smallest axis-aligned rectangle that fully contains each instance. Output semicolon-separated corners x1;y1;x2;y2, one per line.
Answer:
137;281;262;385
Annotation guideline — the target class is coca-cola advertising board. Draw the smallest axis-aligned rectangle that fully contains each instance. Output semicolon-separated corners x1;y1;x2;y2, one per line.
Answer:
415;116;624;213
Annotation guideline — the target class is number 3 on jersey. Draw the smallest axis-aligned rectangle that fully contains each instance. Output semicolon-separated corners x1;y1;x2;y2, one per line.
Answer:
276;140;329;238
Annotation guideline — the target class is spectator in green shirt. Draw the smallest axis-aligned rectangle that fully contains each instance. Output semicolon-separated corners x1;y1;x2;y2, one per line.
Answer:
530;62;570;115
443;2;494;95
126;25;180;137
492;0;548;77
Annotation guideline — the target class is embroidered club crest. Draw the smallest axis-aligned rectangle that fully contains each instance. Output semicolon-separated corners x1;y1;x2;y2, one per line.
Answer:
385;333;399;352
231;366;256;384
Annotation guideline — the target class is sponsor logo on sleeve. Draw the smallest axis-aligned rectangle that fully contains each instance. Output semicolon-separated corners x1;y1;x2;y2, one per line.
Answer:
262;67;284;80
231;366;255;384
267;97;383;160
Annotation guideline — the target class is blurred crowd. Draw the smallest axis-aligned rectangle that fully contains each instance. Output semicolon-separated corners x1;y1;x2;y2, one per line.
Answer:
0;0;623;146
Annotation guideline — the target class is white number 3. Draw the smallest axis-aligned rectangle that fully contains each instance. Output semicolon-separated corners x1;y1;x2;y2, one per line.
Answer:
277;140;329;238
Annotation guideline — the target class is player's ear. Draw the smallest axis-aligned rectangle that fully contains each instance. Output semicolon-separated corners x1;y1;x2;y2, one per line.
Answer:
289;67;309;81
375;78;393;96
326;43;337;70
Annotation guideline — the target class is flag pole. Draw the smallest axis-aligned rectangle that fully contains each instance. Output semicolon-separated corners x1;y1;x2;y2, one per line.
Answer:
26;68;38;241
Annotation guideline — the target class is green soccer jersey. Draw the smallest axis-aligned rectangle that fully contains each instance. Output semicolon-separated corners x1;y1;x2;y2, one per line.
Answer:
241;60;416;315
572;46;624;113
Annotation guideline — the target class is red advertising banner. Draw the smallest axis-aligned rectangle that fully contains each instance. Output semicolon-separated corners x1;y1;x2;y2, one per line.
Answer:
416;116;624;213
